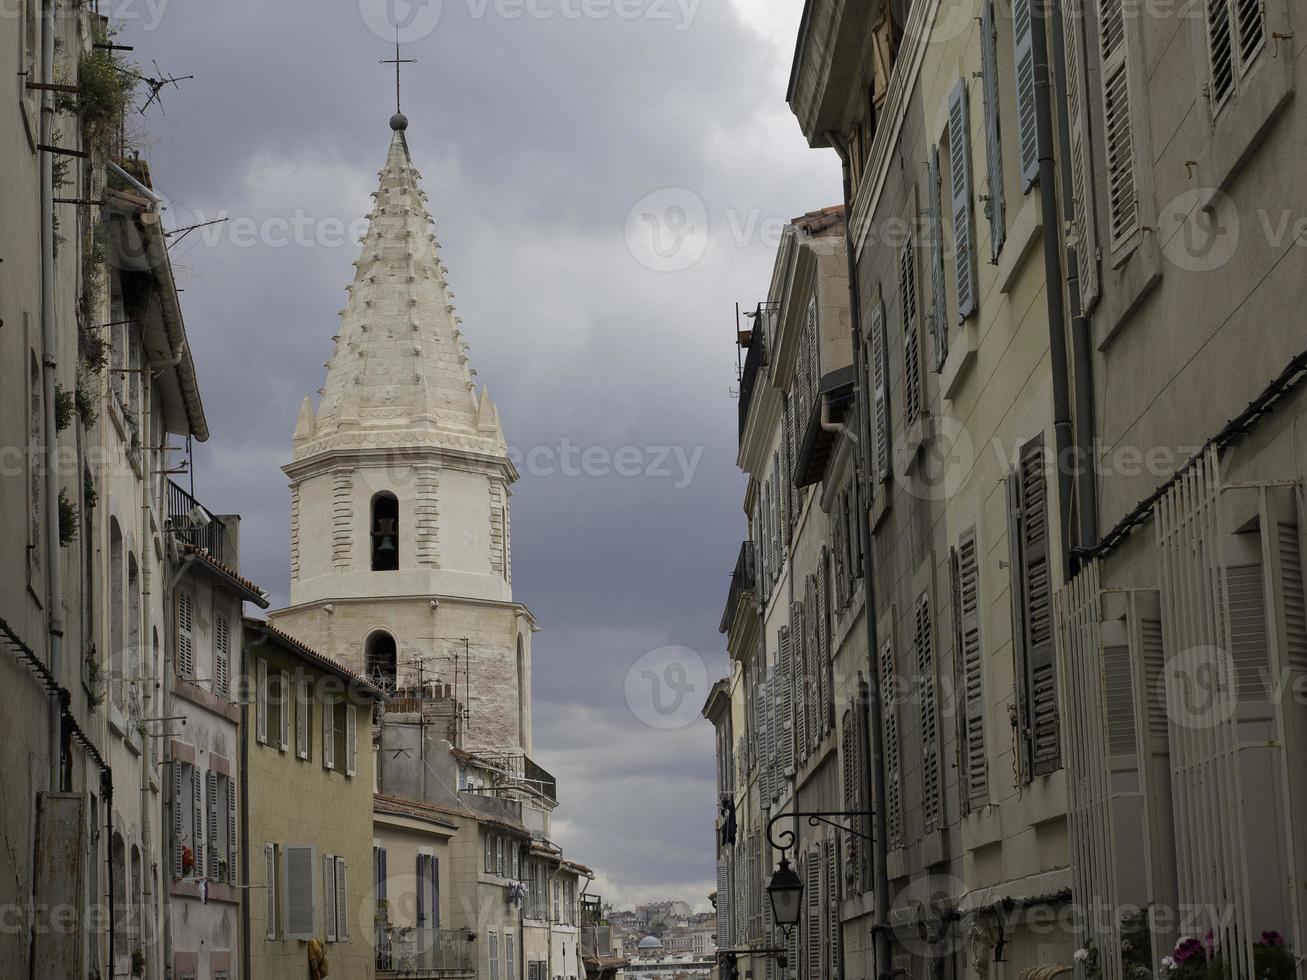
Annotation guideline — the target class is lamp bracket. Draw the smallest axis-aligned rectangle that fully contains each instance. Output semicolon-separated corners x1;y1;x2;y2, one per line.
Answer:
765;809;874;861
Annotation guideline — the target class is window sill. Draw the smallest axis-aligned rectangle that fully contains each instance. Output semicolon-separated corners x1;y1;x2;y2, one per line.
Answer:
940;319;979;403
1195;42;1295;195
996;193;1043;295
1092;232;1162;350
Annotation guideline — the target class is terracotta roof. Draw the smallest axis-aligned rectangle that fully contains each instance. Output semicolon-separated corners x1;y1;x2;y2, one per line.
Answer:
183;544;271;607
790;203;846;235
244;618;388;700
374;794;462;829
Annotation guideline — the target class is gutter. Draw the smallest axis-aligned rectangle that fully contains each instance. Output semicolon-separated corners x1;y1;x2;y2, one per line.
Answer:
1030;0;1078;581
826;128;891;980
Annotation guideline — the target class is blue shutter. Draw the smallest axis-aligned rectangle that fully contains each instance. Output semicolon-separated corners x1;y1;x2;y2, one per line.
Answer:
1064;0;1100;307
1012;0;1040;189
979;0;1007;260
417;854;426;925
430;856;440;929
947;78;977;321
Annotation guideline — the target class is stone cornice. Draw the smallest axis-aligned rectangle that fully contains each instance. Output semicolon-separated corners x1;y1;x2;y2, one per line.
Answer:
284;441;518;484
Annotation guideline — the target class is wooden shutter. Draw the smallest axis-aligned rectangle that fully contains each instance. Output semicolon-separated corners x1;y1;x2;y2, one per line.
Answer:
172;761;184;878
346;701;358;776
255;659;268;745
226;779;237;885
335;857;349;941
1099;0;1138;248
841;711;860;881
1205;0;1235;107
794;603;809;762
1012;0;1039;189
296;680;309;760
803;849;822;979
817;550;832;734
900;239;922;423
825;839;840;979
284;845;315;940
781;398;793;541
1232;0;1266;83
948;78;978;320
927;145;949;372
916;592;942;832
279;672;290;751
323;695;335;770
979;0;1007;260
214;613;229;699
1060;0;1099;308
324;853;337;942
869;299;890;483
1009;435;1060;778
429;855;440;928
191;762;203;877
880;636;903;847
264;844;277;940
178;590;194;679
953;533;988;810
206;770;219;878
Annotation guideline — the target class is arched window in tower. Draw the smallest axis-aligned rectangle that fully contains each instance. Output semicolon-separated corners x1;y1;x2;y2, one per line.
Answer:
371;492;400;571
365;631;398;692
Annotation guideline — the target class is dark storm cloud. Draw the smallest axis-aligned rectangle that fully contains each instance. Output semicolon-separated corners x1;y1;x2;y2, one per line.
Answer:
118;0;840;907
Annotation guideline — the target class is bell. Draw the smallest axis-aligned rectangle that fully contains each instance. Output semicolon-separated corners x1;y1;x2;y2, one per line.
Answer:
377;535;396;554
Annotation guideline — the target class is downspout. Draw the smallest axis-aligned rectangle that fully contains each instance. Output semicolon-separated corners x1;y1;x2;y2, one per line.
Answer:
1029;2;1078;581
1048;0;1100;557
39;0;65;795
825;130;891;980
239;618;252;980
105;770;115;979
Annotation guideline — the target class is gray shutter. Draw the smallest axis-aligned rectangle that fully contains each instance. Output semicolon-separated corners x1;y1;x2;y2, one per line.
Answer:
214;613;229;699
1099;0;1138;248
954;533;988;809
324;853;337;942
1018;436;1059;775
869;299;890;483
284;845;316;940
346;699;358;776
1206;0;1234;106
264;844;277;940
841;711;860;880
803;851;822;980
255;659;267;745
757;669;772;804
323;695;335;770
825;839;840;979
916;592;942;832
780;625;795;775
336;857;349;941
172;762;184;878
206;770;219;878
794;602;808;761
1006;473;1033;780
880;636;903;847
947;78;977;320
279;672;290;752
817;550;832;734
979;0;1007;260
1063;0;1099;308
927;145;949;372
900;240;922;423
178;590;194;679
191;763;203;878
226;780;237;885
782;396;794;538
1012;0;1039;189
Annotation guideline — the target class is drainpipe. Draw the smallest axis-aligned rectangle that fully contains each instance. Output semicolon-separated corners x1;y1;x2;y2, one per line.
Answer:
825;130;891;980
1030;0;1078;581
39;0;65;795
239;617;252;980
1047;0;1100;557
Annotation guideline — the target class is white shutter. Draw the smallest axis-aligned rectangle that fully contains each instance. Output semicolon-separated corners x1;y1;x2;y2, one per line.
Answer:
1012;0;1039;189
804;850;822;979
206;770;219;878
177;590;194;679
1064;0;1100;308
172;762;184;878
191;762;203;877
324;854;337;942
255;659;268;745
279;671;290;751
346;699;358;777
979;0;1006;260
264;844;277;940
226;778;237;885
214;613;229;699
1098;0;1138;248
927;144;948;372
284;845;316;940
336;857;349;940
947;78;977;320
296;680;309;760
869;299;890;484
323;696;335;770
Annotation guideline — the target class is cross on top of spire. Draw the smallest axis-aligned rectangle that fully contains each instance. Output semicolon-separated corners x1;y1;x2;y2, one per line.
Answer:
380;27;416;129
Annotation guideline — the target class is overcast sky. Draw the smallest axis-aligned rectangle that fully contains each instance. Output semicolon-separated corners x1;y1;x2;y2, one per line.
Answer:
119;0;840;910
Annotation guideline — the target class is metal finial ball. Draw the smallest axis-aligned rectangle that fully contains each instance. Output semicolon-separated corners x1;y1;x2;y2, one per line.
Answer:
390;112;409;132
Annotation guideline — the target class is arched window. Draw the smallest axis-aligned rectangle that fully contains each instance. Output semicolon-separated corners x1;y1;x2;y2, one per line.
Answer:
371;492;399;572
109;519;124;708
365;631;397;692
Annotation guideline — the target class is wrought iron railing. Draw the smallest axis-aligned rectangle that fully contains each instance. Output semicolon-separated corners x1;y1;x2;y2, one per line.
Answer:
581;925;614;957
738;311;766;439
720;540;756;634
465;751;558;805
167;480;227;559
377;926;474;975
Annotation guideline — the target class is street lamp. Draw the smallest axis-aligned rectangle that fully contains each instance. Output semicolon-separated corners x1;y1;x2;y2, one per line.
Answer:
766;857;804;937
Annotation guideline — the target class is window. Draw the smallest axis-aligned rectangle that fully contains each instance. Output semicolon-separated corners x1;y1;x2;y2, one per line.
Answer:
484;833;494;874
1203;0;1264;111
370;492;399;571
283;844;316;941
173;761;197;879
256;659;268;745
323;854;348;941
322;693;336;770
506;931;516;980
496;835;505;877
365;631;397;692
296;679;310;760
1007;434;1060;778
489;930;500;980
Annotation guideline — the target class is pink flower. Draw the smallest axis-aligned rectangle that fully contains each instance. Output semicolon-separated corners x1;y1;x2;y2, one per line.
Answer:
1259;931;1285;948
1174;938;1205;966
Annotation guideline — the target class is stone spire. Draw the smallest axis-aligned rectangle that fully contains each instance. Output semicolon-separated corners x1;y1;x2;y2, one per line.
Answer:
293;124;505;462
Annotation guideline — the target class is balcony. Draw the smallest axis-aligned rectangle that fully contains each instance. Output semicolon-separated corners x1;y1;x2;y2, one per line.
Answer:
459;750;558;806
377;926;475;977
737;304;776;440
719;540;756;635
167;480;228;561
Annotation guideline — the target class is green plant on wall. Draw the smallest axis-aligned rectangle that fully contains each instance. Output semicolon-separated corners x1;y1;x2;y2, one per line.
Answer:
58;488;79;546
85;645;104;709
65;24;137;156
75;370;100;428
54;384;76;432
